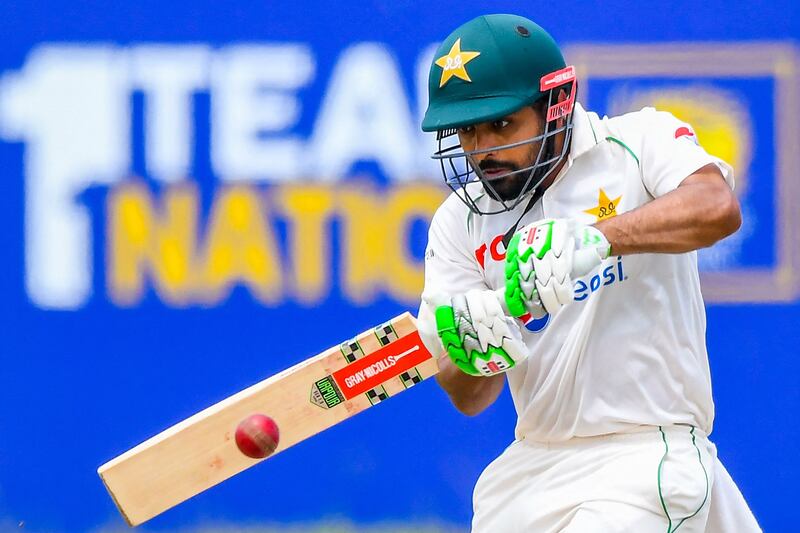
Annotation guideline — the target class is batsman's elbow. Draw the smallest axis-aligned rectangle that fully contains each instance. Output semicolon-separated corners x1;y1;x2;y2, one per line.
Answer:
443;389;489;417
443;391;491;417
683;164;742;247
455;402;488;417
435;357;505;417
690;172;742;247
710;187;742;242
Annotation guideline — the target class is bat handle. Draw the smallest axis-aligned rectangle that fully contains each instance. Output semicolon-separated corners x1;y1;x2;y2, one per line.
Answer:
494;288;511;315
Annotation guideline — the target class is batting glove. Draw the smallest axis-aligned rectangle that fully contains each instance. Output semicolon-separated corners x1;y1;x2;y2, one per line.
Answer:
504;218;611;317
420;289;528;377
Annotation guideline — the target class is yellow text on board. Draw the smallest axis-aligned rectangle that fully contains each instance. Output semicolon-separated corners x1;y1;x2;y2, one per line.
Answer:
108;181;445;307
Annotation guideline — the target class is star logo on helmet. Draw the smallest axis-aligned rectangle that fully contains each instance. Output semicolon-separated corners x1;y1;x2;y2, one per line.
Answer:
435;38;481;88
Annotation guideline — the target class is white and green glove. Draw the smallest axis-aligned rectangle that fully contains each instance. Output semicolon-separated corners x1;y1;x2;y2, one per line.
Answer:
421;289;528;377
504;218;611;318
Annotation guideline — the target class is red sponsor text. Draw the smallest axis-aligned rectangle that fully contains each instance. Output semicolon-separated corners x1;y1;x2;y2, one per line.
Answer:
332;331;431;399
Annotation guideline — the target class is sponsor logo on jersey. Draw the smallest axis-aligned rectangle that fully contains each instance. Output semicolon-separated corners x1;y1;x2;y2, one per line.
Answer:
520;312;550;333
474;233;507;269
574;255;627;301
516;255;627;333
675;125;700;145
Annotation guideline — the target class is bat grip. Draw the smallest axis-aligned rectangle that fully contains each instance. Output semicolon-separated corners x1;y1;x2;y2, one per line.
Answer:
493;288;511;315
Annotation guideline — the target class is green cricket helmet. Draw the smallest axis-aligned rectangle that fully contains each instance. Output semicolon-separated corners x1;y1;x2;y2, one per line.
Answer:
422;14;577;215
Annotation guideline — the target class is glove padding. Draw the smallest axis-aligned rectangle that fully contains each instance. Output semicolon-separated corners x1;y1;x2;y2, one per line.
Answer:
421;289;527;377
505;218;611;317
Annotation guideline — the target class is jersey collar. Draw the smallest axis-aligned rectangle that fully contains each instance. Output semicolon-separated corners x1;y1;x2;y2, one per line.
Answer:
544;102;599;190
568;102;600;163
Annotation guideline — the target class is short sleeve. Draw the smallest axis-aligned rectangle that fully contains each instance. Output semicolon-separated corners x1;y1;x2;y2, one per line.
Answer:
416;198;487;352
418;197;487;313
637;108;735;198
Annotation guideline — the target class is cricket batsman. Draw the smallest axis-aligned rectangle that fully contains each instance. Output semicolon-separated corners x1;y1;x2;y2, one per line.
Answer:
417;14;761;532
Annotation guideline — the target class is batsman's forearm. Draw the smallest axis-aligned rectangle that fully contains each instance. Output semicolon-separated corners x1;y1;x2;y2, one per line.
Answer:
435;354;506;416
595;165;741;255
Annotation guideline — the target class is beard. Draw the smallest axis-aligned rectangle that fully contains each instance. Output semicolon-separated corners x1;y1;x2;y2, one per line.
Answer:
477;145;539;202
483;168;528;201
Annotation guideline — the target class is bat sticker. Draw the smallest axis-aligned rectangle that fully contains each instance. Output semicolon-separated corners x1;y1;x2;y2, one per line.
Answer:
310;376;345;409
331;332;430;399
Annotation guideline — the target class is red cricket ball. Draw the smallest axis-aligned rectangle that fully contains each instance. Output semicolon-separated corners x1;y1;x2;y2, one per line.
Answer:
234;414;280;459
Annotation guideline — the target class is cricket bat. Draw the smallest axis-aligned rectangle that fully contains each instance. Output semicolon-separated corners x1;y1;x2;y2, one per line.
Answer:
98;312;437;526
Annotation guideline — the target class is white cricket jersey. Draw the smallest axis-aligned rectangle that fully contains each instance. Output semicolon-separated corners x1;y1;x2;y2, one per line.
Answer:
420;102;734;442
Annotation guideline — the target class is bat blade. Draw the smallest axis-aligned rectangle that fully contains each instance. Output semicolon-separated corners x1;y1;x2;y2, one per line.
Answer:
97;312;437;526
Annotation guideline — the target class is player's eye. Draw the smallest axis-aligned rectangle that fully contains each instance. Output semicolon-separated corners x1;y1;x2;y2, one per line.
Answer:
492;119;510;129
458;125;475;135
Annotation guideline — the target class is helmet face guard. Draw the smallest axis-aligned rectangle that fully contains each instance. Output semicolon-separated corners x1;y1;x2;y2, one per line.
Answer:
431;66;577;215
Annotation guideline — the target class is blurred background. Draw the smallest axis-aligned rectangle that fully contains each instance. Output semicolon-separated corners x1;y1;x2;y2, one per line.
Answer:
0;1;797;531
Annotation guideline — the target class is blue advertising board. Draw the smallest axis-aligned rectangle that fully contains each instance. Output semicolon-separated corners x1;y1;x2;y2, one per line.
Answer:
0;1;797;531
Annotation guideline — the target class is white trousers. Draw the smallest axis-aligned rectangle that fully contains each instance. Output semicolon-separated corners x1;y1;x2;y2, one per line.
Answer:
471;425;760;532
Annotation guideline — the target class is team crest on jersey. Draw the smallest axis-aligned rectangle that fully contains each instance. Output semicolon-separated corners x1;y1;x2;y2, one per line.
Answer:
584;188;622;221
435;38;481;88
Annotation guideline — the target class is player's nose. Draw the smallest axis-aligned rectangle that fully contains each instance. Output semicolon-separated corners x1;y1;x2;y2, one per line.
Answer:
472;127;499;157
